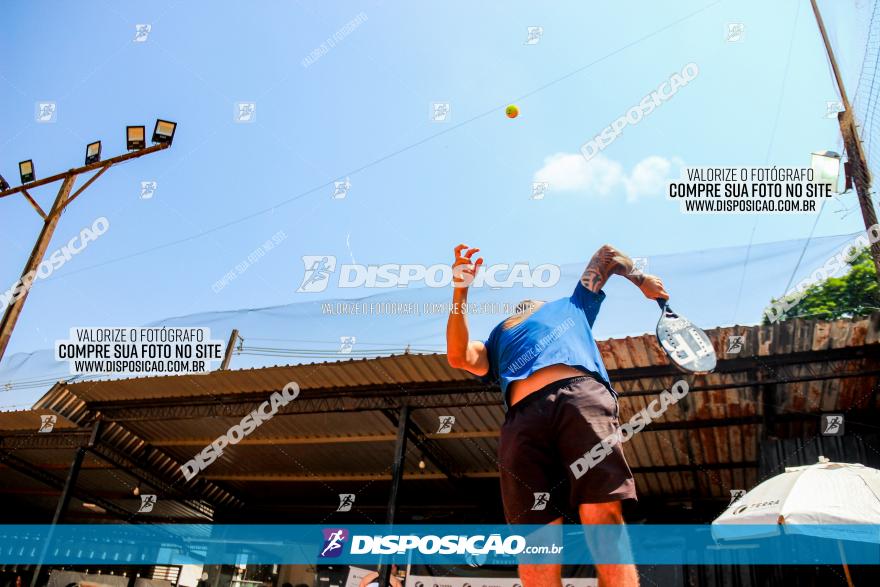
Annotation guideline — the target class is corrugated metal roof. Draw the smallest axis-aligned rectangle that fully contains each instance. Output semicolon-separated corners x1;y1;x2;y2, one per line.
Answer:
8;314;879;521
0;409;78;431
34;313;880;406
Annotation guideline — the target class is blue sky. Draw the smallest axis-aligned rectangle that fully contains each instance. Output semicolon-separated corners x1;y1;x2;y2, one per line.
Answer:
0;0;873;365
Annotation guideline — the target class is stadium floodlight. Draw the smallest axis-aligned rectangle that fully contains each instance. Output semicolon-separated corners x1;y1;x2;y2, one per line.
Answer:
152;119;177;144
126;125;146;150
85;141;102;165
19;160;35;184
0;174;9;191
811;150;841;193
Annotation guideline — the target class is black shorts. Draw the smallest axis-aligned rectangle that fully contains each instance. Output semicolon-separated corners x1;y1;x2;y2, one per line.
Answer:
498;375;637;524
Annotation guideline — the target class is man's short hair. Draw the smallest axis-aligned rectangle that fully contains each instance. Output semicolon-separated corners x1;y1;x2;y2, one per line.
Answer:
504;299;546;329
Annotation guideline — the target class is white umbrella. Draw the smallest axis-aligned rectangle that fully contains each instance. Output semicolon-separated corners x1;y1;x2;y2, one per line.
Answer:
712;457;880;586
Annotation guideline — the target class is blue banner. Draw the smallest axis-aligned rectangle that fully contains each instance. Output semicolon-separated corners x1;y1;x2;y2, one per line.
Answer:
0;524;878;565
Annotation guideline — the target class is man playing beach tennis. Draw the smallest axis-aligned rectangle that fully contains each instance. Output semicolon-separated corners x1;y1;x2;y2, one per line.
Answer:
445;244;669;587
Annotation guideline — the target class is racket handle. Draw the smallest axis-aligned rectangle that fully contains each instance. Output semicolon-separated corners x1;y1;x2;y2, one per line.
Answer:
656;298;667;310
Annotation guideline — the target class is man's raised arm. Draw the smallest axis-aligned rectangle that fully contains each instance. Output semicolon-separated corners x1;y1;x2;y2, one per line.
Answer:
581;244;669;299
445;244;489;376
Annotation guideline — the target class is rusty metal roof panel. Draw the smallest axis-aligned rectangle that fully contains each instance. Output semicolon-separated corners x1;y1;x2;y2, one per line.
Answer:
0;409;79;431
8;314;876;510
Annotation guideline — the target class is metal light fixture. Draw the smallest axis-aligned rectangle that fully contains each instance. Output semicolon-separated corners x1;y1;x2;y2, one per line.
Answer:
127;125;146;150
133;483;141;497
152;119;177;144
82;502;107;514
85;141;102;165
811;150;841;193
0;174;9;191
19;160;35;184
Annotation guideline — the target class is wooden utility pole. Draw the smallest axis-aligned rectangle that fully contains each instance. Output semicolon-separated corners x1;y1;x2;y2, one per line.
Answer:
810;0;880;284
0;143;170;363
220;329;240;370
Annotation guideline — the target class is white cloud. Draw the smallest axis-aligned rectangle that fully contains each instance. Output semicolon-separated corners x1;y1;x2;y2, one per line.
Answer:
533;153;678;201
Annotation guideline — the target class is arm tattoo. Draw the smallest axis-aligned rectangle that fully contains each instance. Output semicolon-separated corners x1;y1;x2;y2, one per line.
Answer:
580;245;645;293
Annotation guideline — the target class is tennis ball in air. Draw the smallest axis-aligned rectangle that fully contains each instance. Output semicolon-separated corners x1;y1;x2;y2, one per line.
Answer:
505;104;519;118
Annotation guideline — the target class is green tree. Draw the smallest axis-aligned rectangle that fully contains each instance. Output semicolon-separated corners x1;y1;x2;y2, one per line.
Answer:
763;247;879;323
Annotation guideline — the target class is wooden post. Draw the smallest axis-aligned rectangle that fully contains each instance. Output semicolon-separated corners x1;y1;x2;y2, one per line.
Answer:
0;176;75;362
810;0;880;285
0;142;171;364
220;329;240;370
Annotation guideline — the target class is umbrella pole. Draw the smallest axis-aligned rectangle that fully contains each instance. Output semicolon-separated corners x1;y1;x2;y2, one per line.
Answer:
837;540;855;587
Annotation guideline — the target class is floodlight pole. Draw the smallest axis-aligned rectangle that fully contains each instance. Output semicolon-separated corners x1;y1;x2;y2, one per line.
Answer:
0;143;170;364
810;0;880;283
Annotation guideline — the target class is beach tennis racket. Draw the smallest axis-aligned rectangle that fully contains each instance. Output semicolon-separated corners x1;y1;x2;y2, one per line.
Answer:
655;298;716;374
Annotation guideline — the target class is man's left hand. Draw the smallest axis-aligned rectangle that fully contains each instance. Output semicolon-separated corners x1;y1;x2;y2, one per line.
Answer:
639;274;669;300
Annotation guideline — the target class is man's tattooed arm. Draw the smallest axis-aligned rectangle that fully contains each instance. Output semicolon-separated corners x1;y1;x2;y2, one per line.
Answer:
580;244;646;293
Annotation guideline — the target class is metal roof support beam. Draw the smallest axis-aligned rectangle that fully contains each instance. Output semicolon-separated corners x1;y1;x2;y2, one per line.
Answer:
382;410;464;482
30;420;103;587
0;430;92;450
87;441;222;519
0;450;129;520
610;345;877;381
90;390;502;422
82;360;879;423
379;404;410;587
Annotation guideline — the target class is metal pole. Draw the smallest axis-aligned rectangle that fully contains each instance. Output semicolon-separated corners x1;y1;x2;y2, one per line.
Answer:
810;0;880;283
30;419;103;587
378;405;410;587
0;142;171;364
0;176;75;363
220;329;240;370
